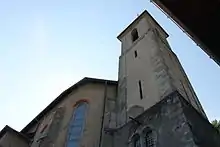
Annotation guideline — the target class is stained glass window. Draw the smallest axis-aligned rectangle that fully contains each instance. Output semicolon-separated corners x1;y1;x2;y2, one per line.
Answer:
66;102;87;147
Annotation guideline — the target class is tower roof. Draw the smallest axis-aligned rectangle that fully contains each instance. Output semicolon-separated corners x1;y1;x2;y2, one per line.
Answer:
117;10;169;41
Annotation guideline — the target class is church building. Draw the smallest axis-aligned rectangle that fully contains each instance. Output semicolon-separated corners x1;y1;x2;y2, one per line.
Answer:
0;10;220;147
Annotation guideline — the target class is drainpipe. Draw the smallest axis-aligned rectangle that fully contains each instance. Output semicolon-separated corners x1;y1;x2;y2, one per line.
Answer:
98;81;108;147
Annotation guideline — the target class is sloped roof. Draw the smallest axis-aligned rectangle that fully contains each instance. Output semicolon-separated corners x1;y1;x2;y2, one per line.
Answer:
117;10;169;40
21;77;117;134
0;125;29;142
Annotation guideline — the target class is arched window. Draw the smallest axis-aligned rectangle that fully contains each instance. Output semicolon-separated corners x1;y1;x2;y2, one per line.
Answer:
131;28;139;42
132;134;141;147
66;102;88;147
143;129;156;147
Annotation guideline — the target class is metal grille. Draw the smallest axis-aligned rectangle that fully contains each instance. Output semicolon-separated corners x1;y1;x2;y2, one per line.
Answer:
145;131;155;147
134;135;141;147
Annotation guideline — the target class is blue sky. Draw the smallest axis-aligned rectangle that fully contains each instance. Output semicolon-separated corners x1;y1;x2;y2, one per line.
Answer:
0;0;220;131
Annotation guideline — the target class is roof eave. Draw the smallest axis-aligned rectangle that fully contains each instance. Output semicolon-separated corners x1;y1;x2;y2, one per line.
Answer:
21;77;117;133
117;10;169;41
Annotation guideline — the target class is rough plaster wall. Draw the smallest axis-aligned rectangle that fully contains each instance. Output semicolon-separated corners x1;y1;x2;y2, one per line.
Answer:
117;17;152;127
32;107;65;147
128;105;144;118
117;45;127;127
172;54;202;112
171;53;207;117
27;83;117;147
104;97;117;129
100;85;118;147
181;98;220;147
113;92;197;147
116;75;127;127
146;15;168;40
124;30;174;112
105;86;118;129
148;30;174;99
0;132;29;147
153;30;201;114
117;16;177;126
120;18;150;54
117;13;206;129
26;124;38;136
152;28;207;118
31;110;55;147
102;133;114;147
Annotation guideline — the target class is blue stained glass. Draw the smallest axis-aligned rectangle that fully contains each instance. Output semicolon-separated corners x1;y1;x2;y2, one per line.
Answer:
74;114;84;119
70;126;82;134
66;103;87;147
72;119;82;127
69;134;79;140
67;141;79;147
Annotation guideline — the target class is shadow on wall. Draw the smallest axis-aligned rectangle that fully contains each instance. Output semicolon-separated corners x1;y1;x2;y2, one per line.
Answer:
128;105;144;119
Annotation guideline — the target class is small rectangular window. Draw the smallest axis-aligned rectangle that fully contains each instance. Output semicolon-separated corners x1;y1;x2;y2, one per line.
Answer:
131;28;139;42
138;81;143;99
134;50;137;58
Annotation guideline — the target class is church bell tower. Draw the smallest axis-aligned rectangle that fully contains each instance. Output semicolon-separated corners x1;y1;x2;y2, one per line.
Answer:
116;10;206;126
